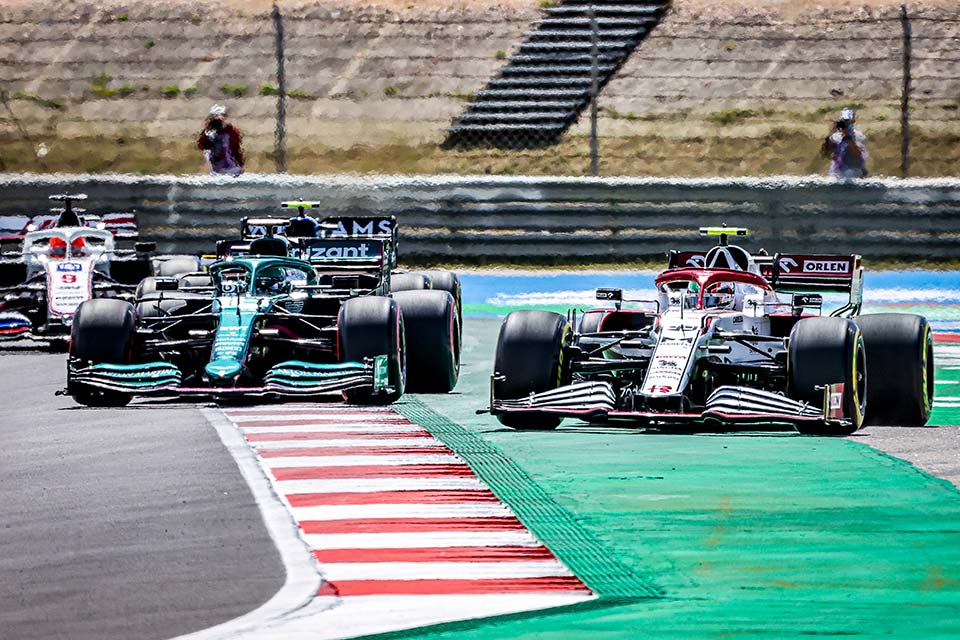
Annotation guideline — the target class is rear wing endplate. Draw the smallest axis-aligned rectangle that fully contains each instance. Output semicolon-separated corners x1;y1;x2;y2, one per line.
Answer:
759;253;864;313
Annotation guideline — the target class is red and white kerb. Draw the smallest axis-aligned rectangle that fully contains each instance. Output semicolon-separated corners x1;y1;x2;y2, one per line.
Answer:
220;405;592;637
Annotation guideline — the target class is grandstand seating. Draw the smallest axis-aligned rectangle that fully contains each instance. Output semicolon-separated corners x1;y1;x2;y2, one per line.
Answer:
445;0;669;148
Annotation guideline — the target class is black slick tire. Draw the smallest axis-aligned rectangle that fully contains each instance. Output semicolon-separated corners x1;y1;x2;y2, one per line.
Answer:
493;310;570;430
420;270;462;336
339;296;406;404
392;290;459;393
69;299;136;407
578;311;604;334
390;272;430;293
856;313;933;426
788;317;866;435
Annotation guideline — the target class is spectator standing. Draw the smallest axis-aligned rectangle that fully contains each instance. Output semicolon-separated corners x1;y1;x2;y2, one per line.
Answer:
198;104;244;176
821;108;868;178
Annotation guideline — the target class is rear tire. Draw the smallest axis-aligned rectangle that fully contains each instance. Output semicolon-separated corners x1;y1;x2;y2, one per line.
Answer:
578;311;604;334
493;310;570;430
788;317;866;435
393;290;459;393
421;270;462;334
339;296;406;404
69;299;136;407
390;272;430;293
856;314;933;426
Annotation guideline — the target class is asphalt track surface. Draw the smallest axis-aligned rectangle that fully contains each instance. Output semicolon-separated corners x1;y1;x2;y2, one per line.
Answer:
2;317;960;639
0;351;283;640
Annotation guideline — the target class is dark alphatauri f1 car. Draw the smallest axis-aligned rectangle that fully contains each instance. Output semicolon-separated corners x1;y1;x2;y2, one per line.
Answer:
0;194;153;346
214;201;462;391
488;228;933;435
66;207;458;406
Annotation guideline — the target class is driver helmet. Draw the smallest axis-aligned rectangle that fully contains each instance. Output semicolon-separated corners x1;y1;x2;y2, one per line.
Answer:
255;267;286;294
703;282;736;309
48;236;67;258
70;236;86;257
684;281;700;309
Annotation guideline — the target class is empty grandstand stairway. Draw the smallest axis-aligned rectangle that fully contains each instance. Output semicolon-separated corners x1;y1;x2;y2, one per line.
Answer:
444;0;669;149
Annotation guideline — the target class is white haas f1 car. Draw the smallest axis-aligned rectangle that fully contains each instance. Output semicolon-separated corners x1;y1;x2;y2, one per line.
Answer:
0;194;152;345
489;228;933;435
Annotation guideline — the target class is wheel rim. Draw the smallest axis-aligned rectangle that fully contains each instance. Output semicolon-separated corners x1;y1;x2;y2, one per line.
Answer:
854;336;867;424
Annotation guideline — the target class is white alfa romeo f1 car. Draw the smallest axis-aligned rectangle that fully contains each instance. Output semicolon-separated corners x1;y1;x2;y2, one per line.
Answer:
0;194;153;346
488;228;933;435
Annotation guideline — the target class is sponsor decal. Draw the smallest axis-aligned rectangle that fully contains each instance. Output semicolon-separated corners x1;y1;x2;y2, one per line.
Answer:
248;224;284;237
596;288;621;301
732;315;744;324
803;260;851;274
793;293;823;307
778;257;798;272
48;258;93;316
306;240;380;260
826;383;845;419
321;218;394;238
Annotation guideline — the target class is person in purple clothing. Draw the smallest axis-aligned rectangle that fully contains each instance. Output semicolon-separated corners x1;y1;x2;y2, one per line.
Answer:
197;104;244;176
821;107;868;179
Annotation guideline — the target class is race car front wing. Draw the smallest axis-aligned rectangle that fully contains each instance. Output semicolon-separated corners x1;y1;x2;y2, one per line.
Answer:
490;380;846;427
67;356;392;397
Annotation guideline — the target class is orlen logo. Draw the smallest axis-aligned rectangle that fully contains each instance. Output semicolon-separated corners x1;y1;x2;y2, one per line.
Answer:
803;260;850;274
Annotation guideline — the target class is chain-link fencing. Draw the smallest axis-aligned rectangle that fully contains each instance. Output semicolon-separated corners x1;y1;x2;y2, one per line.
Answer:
0;2;957;177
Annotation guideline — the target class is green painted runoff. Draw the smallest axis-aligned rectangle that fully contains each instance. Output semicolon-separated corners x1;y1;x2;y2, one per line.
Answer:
382;317;960;640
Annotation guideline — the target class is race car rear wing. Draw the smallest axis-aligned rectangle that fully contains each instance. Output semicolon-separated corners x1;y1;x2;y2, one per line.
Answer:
241;207;399;269
756;254;863;295
667;249;863;314
217;236;392;269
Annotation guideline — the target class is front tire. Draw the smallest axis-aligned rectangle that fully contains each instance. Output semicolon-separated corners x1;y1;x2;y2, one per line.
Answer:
788;317;866;435
493;310;570;430
392;290;459;393
339;296;406;404
69;299;136;407
856;313;933;426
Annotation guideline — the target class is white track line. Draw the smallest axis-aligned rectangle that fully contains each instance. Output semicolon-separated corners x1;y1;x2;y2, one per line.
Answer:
262;454;462;468
241;424;427;434
304;530;543;550
320;560;574;581
276;477;490;494
173;409;327;640
291;503;514;521
181;406;593;640
247;594;592;640
252;438;444;450
229;414;411;423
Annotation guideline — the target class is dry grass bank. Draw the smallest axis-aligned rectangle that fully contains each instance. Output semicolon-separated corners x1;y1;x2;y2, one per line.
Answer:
2;129;956;177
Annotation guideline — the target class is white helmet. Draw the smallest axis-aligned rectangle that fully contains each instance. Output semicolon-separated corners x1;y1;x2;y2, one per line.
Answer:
839;108;856;122
209;104;228;117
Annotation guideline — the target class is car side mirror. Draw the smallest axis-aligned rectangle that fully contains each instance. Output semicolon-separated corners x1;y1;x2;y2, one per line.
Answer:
154;278;179;292
136;241;156;253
